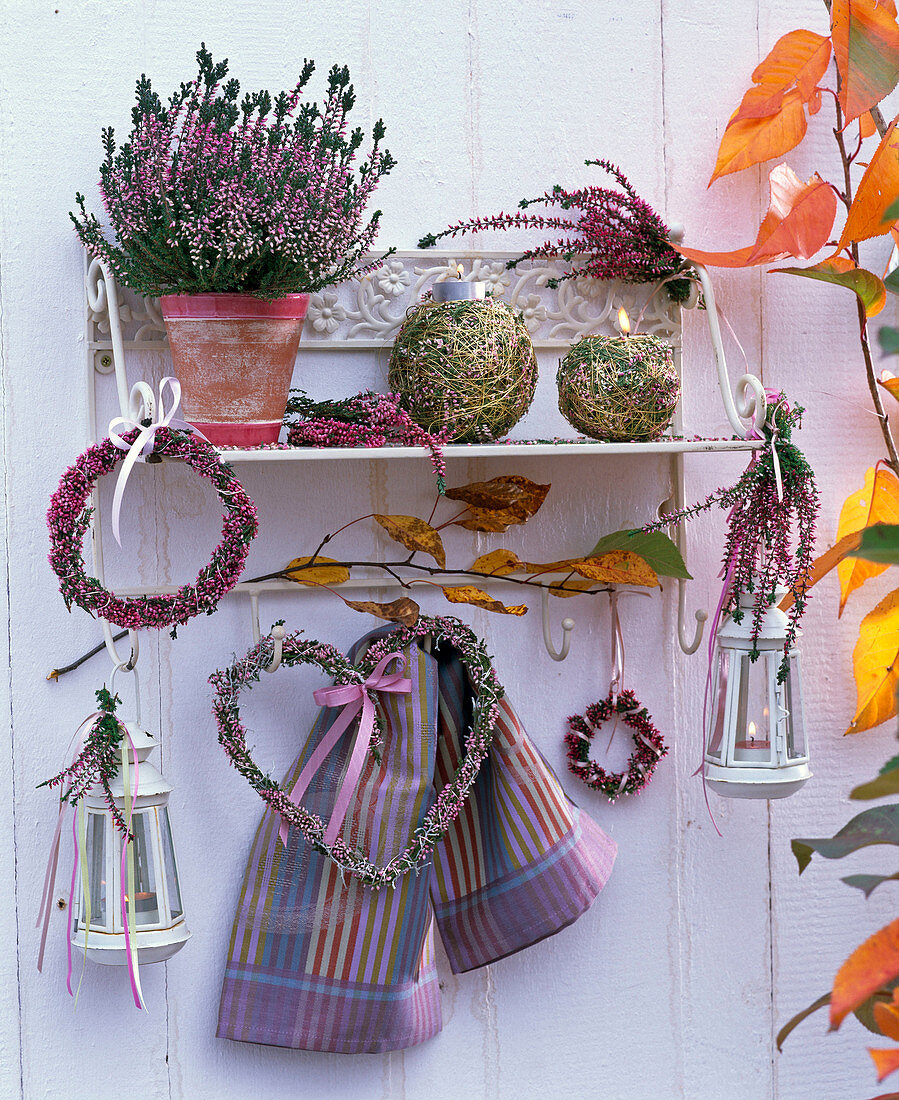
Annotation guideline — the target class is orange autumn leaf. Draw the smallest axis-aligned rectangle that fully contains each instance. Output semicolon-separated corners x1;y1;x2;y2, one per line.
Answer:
441;586;528;616
875;1001;899;1041
832;0;899;125
832;917;899;1027
373;514;446;568
779;529;862;613
881;370;899;401
470;549;525;576
861;109;879;137
837;467;899;613
572;551;659;588
870;1047;899;1083
839;115;899;245
283;556;350;586
709;87;808;184
847;587;899;733
679;164;837;267
732;29;832;121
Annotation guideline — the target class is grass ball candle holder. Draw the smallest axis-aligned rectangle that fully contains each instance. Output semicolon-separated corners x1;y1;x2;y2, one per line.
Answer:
387;296;537;443
557;333;679;442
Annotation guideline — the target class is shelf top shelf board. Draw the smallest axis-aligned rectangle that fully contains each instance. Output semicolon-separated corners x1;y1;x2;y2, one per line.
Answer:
217;438;763;462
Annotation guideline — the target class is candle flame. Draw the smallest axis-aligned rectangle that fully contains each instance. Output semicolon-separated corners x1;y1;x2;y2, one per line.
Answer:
617;307;631;336
747;720;757;742
455;263;465;280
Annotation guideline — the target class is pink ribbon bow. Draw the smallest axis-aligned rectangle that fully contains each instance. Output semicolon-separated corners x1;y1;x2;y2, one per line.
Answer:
278;651;413;850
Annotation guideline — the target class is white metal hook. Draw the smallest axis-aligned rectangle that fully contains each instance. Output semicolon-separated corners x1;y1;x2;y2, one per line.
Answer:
102;621;139;671
264;625;286;674
127;380;157;425
541;585;575;662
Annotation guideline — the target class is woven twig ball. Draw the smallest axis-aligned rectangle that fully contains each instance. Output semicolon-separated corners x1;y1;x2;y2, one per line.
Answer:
556;334;679;442
387;298;537;443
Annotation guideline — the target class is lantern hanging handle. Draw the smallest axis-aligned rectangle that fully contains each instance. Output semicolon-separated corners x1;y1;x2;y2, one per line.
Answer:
102;621;139;672
109;661;142;728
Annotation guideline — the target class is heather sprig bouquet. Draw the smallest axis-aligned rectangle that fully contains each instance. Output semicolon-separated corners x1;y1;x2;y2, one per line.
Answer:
71;45;396;298
419;159;691;302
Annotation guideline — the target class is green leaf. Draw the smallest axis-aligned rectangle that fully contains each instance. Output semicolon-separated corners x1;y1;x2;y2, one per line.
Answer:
885;268;899;295
843;872;899;898
885;197;899;222
852;755;899;800
792;805;899;874
774;261;886;317
588;529;692;580
880;326;899;355
849;523;899;565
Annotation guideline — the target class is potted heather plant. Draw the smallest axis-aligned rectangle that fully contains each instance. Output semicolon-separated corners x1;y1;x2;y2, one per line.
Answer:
72;45;396;446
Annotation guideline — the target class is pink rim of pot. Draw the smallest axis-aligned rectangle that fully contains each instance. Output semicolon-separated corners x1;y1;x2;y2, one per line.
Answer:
159;293;310;320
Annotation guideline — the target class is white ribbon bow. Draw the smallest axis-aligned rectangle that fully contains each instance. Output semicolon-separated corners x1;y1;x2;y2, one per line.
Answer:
108;377;205;546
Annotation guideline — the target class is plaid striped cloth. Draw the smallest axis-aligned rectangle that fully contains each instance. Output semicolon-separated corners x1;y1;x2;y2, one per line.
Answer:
217;632;617;1053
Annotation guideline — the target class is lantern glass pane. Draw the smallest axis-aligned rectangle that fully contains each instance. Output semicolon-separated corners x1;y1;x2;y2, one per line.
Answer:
130;812;161;927
731;653;774;764
784;653;807;760
706;649;729;760
86;812;106;928
159;808;183;920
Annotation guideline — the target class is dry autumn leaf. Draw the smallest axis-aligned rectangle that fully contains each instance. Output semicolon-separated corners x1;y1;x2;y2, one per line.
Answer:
709;87;808;183
838;467;899;613
446;475;550;524
524;558;582;574
343;596;421;627
869;1046;899;1083
470;549;525;576
832;0;899;125
731;29;832;121
831;916;899;1027
283;556;350;586
573;551;659;588
773;254;887;317
548;576;597;598
679;165;837;267
441;585;528;616
838;116;899;247
848;587;899;733
373;514;446;567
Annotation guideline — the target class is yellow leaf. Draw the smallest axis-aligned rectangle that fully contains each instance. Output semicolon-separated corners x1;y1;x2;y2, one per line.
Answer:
572;551;659;588
373;514;446;567
284;556;350;586
470;549;525;576
441;586;528;616
837;468;899;613
549;577;597;598
524;558;582;574
848;587;899;733
344;597;420;627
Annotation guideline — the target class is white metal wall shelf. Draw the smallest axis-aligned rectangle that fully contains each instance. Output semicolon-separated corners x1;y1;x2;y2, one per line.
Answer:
83;248;768;669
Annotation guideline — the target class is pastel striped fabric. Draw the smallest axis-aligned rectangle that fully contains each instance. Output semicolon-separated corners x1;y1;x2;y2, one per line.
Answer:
217;632;617;1053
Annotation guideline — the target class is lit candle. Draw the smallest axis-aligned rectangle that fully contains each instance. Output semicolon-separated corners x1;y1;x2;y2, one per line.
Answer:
617;306;631;337
432;264;487;302
733;720;771;762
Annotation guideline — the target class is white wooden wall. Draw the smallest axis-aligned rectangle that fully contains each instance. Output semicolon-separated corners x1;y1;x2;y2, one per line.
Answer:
2;2;898;1097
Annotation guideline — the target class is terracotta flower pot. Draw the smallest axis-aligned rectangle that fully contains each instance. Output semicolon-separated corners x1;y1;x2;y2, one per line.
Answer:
160;293;310;447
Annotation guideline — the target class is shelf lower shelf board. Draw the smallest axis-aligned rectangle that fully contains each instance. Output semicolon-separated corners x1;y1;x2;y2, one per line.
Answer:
217;437;763;462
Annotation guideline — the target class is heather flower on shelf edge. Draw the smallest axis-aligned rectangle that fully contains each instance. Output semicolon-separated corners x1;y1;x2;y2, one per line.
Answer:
418;159;692;302
71;45;396;299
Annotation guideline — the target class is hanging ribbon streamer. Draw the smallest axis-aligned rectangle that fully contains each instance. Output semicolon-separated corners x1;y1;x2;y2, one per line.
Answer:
108;377;207;546
120;731;145;1011
278;652;412;850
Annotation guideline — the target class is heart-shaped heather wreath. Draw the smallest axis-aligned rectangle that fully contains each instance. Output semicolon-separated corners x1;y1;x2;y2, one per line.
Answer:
210;614;505;889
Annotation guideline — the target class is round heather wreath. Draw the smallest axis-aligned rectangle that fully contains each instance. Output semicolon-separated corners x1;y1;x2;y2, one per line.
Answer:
210;615;505;889
47;428;258;630
565;688;668;801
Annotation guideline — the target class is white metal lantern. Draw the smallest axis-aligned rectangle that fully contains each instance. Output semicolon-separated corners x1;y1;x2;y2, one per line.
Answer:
704;589;811;799
71;718;190;965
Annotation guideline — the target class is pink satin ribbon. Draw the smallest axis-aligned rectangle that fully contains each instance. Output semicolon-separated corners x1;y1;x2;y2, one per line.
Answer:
278;652;413;850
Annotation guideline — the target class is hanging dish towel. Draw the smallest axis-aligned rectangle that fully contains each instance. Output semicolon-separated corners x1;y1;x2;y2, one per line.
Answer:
217;630;617;1053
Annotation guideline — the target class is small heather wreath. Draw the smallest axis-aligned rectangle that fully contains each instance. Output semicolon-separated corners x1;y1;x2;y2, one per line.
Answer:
565;689;668;801
210;614;505;889
47;428;258;631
